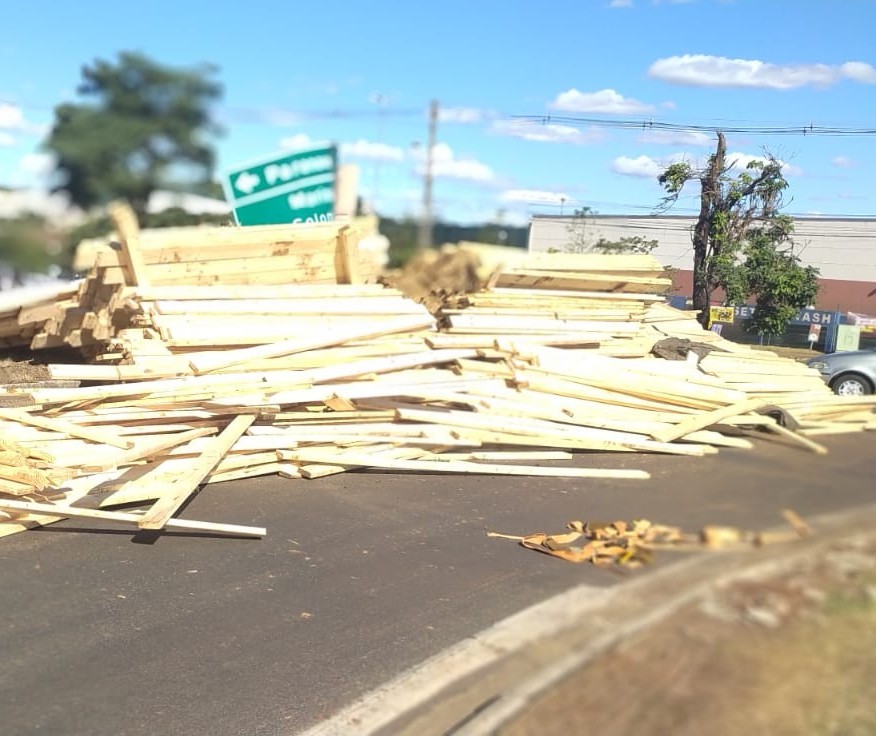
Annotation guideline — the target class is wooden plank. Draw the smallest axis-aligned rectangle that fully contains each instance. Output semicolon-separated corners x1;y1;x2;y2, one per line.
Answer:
81;426;218;472
293;445;431;479
97;251;339;286
303;348;475;385
763;420;829;455
0;471;126;539
483;287;666;302
108;201;150;287
188;314;434;374
425;333;598;349
278;448;650;479
426;450;574;461
143;237;337;265
495;270;672;293
650;397;771;443
394;406;708;456
82;237;340;267
206;462;299;484
0;407;133;449
334;225;363;284
25;368;313;406
124;283;394;301
161;320;427;348
446;314;640;333
148;297;422;316
134;219;349;250
137;414;256;529
0;498;265;537
410;388;704;453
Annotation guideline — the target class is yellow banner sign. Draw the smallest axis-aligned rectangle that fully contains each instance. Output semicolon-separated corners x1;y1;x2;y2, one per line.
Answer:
709;306;735;324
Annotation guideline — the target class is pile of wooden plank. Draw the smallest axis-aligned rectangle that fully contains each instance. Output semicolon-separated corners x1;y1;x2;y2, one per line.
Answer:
0;238;873;541
0;282;80;349
9;203;383;358
494;251;672;293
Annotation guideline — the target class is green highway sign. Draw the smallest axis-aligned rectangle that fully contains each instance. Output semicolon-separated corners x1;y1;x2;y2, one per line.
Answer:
223;144;337;226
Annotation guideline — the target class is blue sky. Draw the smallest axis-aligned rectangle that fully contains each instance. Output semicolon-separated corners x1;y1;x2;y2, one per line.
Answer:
2;0;876;225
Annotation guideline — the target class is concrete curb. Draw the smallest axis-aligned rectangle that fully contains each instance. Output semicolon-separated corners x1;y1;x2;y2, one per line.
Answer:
300;503;876;736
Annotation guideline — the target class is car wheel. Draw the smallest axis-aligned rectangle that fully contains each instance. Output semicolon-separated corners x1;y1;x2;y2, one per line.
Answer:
831;374;873;396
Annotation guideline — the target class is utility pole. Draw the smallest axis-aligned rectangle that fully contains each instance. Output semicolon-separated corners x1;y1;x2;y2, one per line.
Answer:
417;99;439;250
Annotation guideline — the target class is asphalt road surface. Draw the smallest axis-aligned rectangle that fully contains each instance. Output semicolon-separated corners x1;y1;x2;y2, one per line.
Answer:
1;432;873;736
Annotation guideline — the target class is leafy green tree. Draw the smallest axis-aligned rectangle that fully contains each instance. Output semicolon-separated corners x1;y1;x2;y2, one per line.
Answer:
726;220;820;336
564;206;594;253
44;52;223;219
0;215;57;282
658;132;816;329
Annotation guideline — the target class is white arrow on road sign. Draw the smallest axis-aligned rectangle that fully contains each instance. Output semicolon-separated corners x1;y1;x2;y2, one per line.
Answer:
234;171;260;194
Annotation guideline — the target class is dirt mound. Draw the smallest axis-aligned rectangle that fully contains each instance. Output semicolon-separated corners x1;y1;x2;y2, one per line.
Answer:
383;246;484;308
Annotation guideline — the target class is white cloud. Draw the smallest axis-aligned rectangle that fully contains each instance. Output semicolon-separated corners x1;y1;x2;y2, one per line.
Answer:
438;107;489;124
492;119;605;145
648;54;876;89
500;189;570;205
340;139;404;161
612;155;664;178
19;152;54;177
414;142;495;183
840;61;876;83
0;131;16;147
279;133;316;150
637;129;714;146
726;151;803;177
550;88;654;114
831;155;855;168
609;0;633;6
0;102;24;129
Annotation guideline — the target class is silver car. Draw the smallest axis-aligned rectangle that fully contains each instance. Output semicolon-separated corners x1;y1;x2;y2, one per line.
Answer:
807;350;876;395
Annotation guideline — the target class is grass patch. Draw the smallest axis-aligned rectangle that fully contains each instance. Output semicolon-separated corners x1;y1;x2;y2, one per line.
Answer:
704;572;876;736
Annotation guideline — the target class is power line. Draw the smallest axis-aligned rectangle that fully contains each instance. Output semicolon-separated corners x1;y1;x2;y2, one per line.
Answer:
512;115;876;137
221;106;424;124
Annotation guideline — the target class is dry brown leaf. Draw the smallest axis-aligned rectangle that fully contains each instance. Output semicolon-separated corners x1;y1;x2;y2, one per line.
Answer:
490;511;811;567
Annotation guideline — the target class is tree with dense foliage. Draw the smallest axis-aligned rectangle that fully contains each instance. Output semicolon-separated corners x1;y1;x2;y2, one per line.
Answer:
658;132;818;331
44;52;223;219
0;215;57;284
564;206;594;253
724;218;819;337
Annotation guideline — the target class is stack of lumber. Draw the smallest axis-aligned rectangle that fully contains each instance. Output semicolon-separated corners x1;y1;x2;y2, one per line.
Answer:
0;281;81;349
432;252;671;357
86;284;438;375
494;252;672;293
20;203;382;357
0;248;873;541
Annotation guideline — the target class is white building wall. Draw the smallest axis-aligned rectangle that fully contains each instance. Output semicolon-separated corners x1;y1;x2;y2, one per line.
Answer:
528;215;876;283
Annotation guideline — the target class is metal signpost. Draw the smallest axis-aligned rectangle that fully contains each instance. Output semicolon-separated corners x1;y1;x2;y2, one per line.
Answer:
223;144;337;226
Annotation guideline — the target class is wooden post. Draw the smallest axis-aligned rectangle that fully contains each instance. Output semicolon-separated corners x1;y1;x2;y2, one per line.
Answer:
108;201;150;287
334;225;362;284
